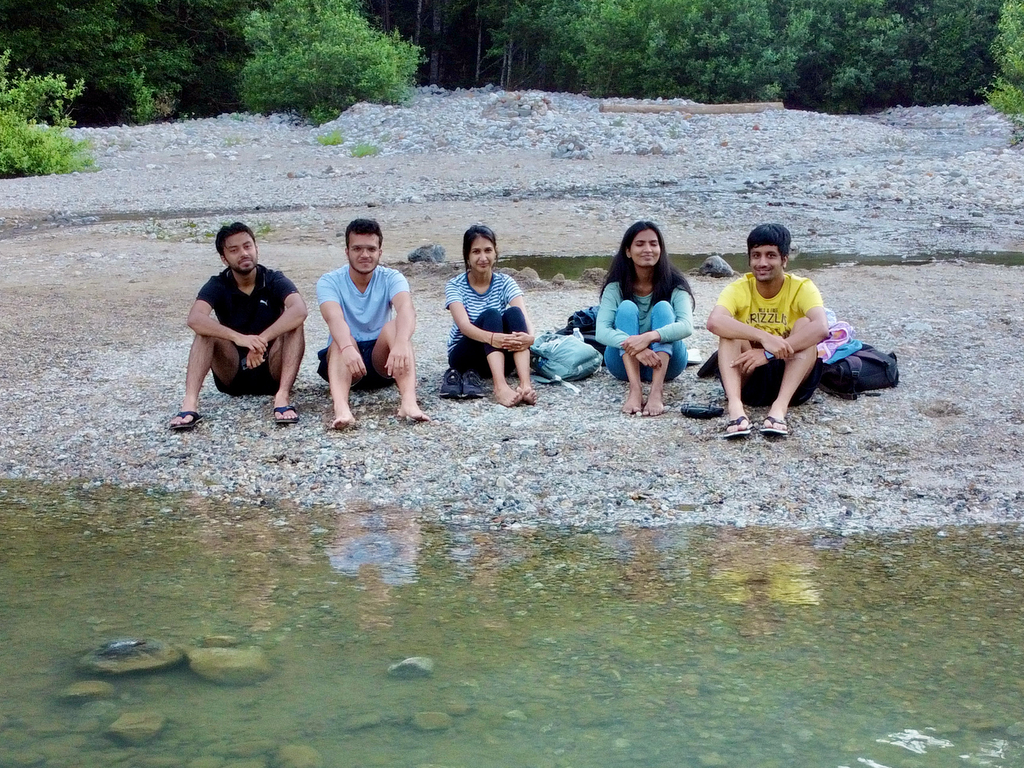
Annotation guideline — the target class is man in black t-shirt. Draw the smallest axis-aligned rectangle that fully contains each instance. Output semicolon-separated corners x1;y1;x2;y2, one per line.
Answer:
169;222;308;430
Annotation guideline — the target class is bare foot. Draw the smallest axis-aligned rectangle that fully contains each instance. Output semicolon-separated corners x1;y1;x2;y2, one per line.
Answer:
517;384;537;406
642;392;665;416
331;408;356;430
622;388;643;415
495;385;522;408
397;403;430;422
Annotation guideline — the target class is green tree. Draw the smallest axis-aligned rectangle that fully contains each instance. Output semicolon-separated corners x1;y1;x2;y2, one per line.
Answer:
0;0;260;124
988;0;1024;119
240;0;421;123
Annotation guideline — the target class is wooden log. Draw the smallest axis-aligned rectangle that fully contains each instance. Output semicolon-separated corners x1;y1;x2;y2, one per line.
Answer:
599;101;785;115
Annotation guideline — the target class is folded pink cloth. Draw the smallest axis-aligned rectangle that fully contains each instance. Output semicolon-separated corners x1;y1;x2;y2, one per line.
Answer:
818;321;854;359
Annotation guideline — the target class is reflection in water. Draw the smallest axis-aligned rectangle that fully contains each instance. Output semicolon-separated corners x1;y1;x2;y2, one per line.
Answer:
326;502;422;631
707;528;822;637
1;481;1023;768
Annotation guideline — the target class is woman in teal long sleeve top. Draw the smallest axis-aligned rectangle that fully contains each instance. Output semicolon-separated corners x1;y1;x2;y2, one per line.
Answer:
595;221;695;416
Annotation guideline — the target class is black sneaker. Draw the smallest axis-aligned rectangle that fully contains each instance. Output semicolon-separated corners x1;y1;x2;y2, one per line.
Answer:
461;370;485;399
439;368;463;399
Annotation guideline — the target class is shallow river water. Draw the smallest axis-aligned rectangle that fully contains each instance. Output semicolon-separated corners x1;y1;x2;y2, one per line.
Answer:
2;481;1023;768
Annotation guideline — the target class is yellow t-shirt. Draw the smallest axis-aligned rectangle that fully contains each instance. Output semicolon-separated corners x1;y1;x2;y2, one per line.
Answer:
715;273;823;338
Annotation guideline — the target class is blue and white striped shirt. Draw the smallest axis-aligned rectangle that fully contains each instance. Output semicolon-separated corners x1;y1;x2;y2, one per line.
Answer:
444;272;523;352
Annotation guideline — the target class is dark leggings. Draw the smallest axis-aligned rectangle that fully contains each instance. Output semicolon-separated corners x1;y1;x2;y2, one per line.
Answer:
448;306;528;377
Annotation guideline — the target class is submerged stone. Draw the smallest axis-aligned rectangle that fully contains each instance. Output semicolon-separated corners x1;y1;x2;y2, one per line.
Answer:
388;657;434;678
107;711;165;744
275;744;324;768
80;639;183;675
201;635;240;648
187;647;272;685
342;713;384;731
411;712;452;731
59;680;116;701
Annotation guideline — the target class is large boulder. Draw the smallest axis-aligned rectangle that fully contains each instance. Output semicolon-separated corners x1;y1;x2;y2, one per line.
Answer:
80;639;183;675
407;244;446;263
696;255;736;277
186;647;272;685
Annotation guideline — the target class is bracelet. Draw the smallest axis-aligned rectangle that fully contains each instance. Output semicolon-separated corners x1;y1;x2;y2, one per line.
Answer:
341;344;354;353
490;332;495;346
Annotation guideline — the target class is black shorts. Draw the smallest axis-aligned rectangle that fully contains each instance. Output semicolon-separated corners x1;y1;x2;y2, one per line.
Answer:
317;339;392;391
213;345;279;396
741;357;823;408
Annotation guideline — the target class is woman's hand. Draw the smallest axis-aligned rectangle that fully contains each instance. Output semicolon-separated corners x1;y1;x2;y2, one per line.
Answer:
503;331;534;352
636;348;662;368
490;332;533;352
621;331;658;357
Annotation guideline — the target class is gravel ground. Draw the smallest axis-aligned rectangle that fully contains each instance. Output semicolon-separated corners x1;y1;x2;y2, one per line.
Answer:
1;88;1022;531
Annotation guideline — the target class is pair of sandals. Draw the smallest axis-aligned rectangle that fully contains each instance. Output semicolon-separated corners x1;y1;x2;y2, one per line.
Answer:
724;414;788;439
169;405;298;431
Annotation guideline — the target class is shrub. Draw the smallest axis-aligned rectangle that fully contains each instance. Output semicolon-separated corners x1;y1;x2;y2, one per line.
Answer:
240;0;421;123
350;142;380;157
0;51;92;177
317;129;344;145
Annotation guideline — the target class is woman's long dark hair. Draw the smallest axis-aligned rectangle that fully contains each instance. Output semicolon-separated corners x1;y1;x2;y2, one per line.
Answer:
600;220;695;307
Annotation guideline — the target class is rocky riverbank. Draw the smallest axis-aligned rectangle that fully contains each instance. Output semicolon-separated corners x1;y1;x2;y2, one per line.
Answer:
0;88;1022;531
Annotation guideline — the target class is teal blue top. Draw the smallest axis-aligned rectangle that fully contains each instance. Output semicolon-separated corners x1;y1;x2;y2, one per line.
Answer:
595;284;694;349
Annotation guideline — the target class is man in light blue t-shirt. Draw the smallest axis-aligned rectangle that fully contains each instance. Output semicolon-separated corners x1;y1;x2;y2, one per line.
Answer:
316;219;429;429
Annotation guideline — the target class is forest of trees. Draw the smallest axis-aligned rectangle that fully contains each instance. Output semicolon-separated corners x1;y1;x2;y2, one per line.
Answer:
0;0;1019;126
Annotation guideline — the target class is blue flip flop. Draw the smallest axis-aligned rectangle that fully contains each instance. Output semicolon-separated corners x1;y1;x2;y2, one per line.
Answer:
170;411;202;431
274;405;299;425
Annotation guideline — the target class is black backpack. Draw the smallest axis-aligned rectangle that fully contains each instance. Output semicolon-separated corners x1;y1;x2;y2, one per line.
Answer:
820;344;899;399
555;306;605;354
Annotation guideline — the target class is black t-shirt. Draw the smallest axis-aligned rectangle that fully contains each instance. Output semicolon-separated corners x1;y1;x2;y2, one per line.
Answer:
197;265;298;336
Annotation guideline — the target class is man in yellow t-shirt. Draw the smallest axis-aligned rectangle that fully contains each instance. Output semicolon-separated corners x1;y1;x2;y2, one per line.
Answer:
706;224;829;439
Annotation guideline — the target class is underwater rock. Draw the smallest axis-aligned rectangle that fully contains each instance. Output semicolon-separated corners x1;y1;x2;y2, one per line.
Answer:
186;647;272;685
388;657;434;678
342;713;384;731
275;744;324;768
59;681;116;702
201;635;239;648
411;712;453;731
107;711;165;744
80;639;183;675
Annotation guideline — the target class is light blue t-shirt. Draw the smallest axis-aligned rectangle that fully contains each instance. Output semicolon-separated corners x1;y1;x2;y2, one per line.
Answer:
316;265;410;342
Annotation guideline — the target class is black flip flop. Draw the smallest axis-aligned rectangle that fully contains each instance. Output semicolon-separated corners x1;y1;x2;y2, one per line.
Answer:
274;405;299;425
760;416;789;436
170;411;202;431
723;415;751;439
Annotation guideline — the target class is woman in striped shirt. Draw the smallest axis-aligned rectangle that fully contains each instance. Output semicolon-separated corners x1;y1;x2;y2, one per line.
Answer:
442;224;537;406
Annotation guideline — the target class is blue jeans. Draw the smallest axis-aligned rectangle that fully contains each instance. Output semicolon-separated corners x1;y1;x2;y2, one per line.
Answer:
604;300;687;383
